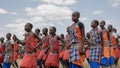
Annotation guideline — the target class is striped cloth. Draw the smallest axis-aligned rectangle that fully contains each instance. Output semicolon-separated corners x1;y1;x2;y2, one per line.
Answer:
69;47;79;62
89;47;100;62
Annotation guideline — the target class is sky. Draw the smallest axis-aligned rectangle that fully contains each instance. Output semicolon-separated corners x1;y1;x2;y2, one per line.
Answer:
0;0;120;39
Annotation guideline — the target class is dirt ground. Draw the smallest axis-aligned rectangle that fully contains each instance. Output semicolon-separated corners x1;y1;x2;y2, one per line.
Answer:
10;59;120;68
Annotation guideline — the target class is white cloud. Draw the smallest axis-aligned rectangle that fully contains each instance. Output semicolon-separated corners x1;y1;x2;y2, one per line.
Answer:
0;8;7;14
80;17;88;22
93;10;103;15
32;0;77;5
10;12;17;15
109;0;120;7
41;0;77;5
5;17;48;39
25;4;72;20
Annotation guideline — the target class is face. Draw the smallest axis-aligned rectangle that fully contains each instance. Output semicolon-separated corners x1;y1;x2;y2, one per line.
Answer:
72;13;79;22
0;37;4;42
91;21;96;28
24;23;32;32
49;27;55;35
13;35;17;41
100;21;105;28
67;26;70;33
6;33;11;39
35;29;40;34
42;28;47;35
108;25;112;31
60;34;64;39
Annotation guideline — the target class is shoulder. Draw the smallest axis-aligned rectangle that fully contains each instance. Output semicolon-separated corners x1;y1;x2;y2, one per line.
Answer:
78;22;84;28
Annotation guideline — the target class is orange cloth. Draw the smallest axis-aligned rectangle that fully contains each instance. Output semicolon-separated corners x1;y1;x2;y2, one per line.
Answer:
14;42;19;60
110;47;116;58
45;53;59;67
21;54;37;68
63;49;70;60
59;50;64;59
111;36;117;46
14;52;19;60
72;55;85;66
104;46;110;58
76;25;82;41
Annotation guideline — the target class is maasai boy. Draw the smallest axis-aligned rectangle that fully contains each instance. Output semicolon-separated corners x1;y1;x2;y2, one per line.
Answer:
0;37;5;68
3;33;13;68
63;26;71;68
37;28;50;68
34;28;42;68
69;11;85;68
45;26;64;68
20;23;40;68
88;20;102;68
59;34;66;68
12;35;19;68
100;20;110;68
107;25;118;68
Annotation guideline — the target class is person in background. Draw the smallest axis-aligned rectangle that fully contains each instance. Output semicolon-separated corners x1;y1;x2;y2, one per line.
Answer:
3;33;13;68
88;20;102;68
99;20;110;68
45;26;65;68
0;37;5;68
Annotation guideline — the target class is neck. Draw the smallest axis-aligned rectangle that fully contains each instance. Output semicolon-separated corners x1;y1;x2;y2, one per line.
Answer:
7;38;10;40
51;34;56;36
101;27;105;30
74;20;79;23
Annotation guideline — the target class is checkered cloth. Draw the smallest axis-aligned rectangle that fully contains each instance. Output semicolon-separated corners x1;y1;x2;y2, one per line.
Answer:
70;29;78;43
89;47;100;62
95;32;100;44
4;53;11;63
69;47;79;62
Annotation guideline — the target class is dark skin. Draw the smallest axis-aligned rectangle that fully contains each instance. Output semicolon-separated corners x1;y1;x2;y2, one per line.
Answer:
100;20;105;29
108;24;113;33
18;23;41;45
0;37;4;43
107;24;113;41
72;12;85;39
12;35;19;68
72;12;80;23
72;12;85;52
47;27;64;68
91;20;103;57
6;33;11;40
0;37;4;68
35;28;40;35
42;28;48;36
40;28;48;68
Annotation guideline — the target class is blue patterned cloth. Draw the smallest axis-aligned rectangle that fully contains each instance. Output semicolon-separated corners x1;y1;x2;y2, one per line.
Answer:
90;61;100;68
69;47;79;62
89;47;100;62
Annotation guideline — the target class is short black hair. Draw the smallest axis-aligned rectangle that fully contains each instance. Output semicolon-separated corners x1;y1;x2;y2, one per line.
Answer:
72;11;80;17
51;26;56;32
93;20;99;26
35;28;40;32
7;33;11;36
101;20;106;25
27;23;33;29
43;28;48;32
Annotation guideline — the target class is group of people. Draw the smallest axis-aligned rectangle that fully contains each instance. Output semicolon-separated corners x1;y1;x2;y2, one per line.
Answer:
0;11;120;68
